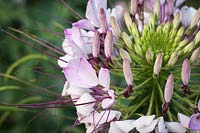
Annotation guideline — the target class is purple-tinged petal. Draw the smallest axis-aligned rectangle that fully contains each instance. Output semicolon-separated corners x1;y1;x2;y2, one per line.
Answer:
64;58;98;88
178;113;190;128
95;0;107;11
78;58;98;87
86;0;100;27
181;58;190;86
98;68;110;90
102;90;115;109
64;29;72;41
189;113;200;130
73;19;95;31
175;0;185;7
75;93;96;116
72;27;84;50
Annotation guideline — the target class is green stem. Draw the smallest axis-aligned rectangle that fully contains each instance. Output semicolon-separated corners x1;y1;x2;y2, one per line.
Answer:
127;97;148;118
135;77;152;91
147;87;155;115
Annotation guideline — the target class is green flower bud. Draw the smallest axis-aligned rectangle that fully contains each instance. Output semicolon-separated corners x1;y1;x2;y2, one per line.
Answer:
173;12;180;29
167;51;178;67
190;46;200;63
122;32;133;49
153;53;163;76
183;41;195;54
145;49;154;64
119;48;132;62
110;16;121;38
124;12;133;33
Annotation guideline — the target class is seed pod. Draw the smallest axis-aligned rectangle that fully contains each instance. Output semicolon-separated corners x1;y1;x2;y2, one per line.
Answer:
181;58;190;86
99;8;108;33
131;0;138;16
153;53;163;76
164;74;174;103
123;59;133;85
119;48;132;62
92;31;100;57
104;30;113;58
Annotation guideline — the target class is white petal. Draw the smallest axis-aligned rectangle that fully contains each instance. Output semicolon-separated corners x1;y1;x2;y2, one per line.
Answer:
102;90;115;109
67;83;92;97
57;55;71;68
132;115;155;128
75;93;96;116
98;68;110;90
61;81;70;96
78;111;100;124
180;6;197;27
136;119;158;133
99;110;121;124
166;122;186;133
115;120;135;133
157;117;168;133
177;113;190;128
109;122;123;133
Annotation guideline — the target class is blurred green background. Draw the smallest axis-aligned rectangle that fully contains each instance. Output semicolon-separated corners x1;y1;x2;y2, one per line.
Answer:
0;0;200;132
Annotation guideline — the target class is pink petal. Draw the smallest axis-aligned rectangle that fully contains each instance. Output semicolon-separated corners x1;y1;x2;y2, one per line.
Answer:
78;58;98;87
86;0;100;27
98;68;110;90
64;58;98;88
73;19;95;31
72;27;84;50
189;113;200;130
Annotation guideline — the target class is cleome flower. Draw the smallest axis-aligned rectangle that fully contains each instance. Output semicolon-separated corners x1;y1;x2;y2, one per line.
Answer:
57;0;200;132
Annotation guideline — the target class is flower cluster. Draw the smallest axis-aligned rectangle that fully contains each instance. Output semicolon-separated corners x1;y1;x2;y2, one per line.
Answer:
58;0;200;132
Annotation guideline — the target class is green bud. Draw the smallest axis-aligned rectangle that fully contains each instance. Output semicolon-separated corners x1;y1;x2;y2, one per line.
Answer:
163;22;171;33
173;12;180;29
134;44;143;57
119;48;132;62
145;49;154;64
190;46;200;63
110;16;121;38
154;0;160;19
131;22;140;38
122;32;133;49
153;53;163;76
183;41;195;54
167;51;178;67
124;12;133;33
176;40;189;51
194;30;200;45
